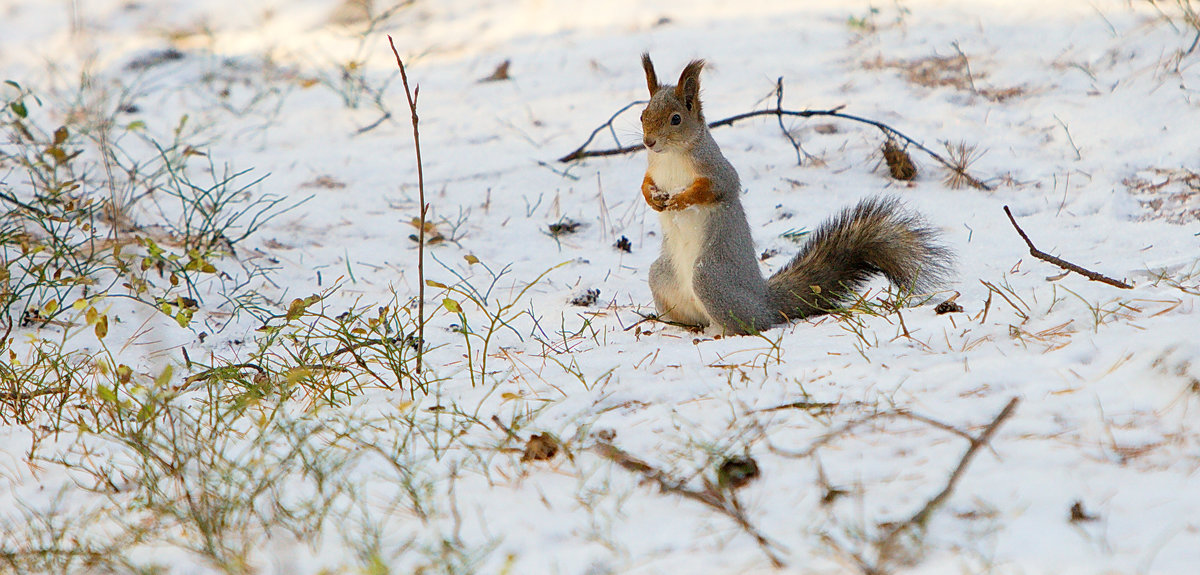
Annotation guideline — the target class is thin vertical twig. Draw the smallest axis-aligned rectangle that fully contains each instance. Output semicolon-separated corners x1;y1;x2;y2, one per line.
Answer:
773;77;805;166
388;35;428;377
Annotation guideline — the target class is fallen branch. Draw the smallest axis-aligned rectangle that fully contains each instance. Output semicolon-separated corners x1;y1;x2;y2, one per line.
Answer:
0;385;69;402
592;441;787;568
1003;206;1133;289
558;78;992;190
873;397;1020;572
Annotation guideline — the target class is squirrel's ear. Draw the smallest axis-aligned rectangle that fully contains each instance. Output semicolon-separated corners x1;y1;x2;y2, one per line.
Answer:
641;53;659;95
675;59;705;116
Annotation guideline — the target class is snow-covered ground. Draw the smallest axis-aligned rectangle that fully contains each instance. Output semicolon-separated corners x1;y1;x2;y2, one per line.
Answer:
2;0;1199;573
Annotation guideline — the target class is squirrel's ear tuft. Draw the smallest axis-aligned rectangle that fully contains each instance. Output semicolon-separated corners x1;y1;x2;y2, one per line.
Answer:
675;59;705;116
641;53;659;96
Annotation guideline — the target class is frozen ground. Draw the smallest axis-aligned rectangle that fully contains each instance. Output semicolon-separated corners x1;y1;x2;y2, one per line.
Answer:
1;0;1199;573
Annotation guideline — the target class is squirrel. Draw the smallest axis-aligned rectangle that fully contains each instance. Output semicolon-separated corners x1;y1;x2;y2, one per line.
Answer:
637;54;953;335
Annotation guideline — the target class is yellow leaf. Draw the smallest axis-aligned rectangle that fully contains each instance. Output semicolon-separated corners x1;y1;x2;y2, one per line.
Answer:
86;306;98;325
72;298;88;311
286;297;310;321
464;254;480;265
442;298;461;313
94;315;109;339
175;308;193;328
43;299;58;314
155;364;174;387
285;367;312;383
426;280;447;289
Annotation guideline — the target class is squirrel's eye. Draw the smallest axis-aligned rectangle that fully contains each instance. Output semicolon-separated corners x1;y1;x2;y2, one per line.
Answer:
670;113;682;126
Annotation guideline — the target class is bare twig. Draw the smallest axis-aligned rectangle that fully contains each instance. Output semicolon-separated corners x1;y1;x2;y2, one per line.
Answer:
773;77;807;165
183;363;265;385
320;336;408;361
904;397;1017;529
556;99;647;162
388;35;430;378
949;41;978;94
873;397;1019;570
1002;206;1133;289
592;441;787;568
1052;114;1082;161
0;386;70;402
558;78;993;190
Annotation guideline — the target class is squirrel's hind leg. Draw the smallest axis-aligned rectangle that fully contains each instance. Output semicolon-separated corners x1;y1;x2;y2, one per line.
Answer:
692;262;779;335
649;255;711;327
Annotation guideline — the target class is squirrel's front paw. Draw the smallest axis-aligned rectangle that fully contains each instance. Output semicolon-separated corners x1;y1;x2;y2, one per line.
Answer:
650;189;671;211
642;176;668;211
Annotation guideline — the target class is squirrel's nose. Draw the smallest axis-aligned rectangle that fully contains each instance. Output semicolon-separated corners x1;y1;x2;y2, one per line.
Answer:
643;137;656;149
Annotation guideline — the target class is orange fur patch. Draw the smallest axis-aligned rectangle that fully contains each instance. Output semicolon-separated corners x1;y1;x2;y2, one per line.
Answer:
642;174;665;211
666;177;717;210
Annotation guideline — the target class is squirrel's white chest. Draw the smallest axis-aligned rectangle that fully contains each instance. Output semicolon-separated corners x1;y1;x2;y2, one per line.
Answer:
658;206;715;323
648;149;695;194
647;149;714;324
660;208;712;267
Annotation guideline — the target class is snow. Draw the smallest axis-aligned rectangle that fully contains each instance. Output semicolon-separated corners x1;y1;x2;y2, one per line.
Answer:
2;0;1199;573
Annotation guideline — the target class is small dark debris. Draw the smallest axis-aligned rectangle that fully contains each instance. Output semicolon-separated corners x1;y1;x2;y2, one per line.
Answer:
653;16;673;27
813;123;839;135
595;428;616;442
119;103;140;114
763;400;839;414
301;175;347;189
717;455;760;490
821;486;848;506
883;139;918;181
408;231;446;244
20;308;43;327
1069;500;1099;523
760;248;779;261
935;300;964;314
479;60;511;82
521;433;560;462
548;218;581;236
198;332;208;343
570;288;600;307
614;235;632;253
125;48;185;71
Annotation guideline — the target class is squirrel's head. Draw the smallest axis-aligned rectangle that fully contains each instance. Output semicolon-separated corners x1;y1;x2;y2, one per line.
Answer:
640;53;706;153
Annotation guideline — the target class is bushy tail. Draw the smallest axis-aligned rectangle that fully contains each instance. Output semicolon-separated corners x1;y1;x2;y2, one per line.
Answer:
767;196;953;320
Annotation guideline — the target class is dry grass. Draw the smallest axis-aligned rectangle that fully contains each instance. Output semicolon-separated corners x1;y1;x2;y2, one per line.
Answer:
1124;168;1200;224
864;52;1026;102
